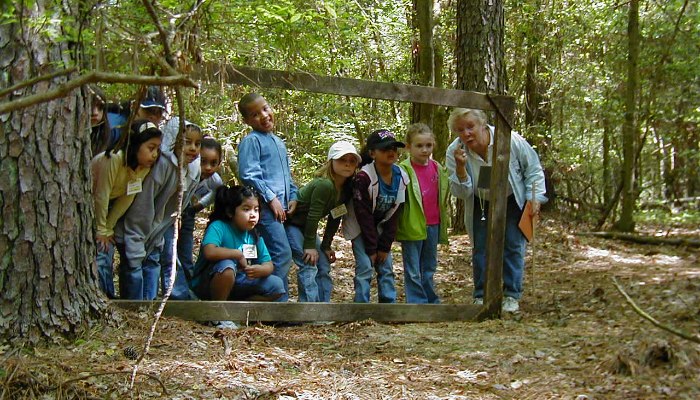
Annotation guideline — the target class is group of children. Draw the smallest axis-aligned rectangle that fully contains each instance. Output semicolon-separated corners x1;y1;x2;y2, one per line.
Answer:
91;88;450;312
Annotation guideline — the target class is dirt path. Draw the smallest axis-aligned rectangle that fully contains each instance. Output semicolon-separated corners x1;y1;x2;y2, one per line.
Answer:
3;218;699;399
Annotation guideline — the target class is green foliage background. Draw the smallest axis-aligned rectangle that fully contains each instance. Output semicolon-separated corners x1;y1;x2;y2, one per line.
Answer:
82;0;698;224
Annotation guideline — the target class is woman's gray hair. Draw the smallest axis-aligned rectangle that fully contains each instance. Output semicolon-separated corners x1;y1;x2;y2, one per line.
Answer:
447;108;488;133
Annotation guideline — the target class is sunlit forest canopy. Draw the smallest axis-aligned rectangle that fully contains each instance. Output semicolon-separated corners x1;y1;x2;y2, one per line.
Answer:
89;0;698;225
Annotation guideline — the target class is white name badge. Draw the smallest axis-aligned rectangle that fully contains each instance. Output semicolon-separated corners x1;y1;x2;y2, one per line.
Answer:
126;179;143;195
242;244;258;259
330;204;348;219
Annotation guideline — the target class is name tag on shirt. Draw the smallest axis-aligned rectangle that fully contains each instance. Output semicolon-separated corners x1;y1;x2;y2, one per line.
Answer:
330;204;348;219
126;179;143;195
242;244;258;259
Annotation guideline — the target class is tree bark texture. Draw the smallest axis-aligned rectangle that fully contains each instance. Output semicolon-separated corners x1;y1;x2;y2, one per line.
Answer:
455;0;506;94
614;0;640;232
410;0;436;127
452;0;506;233
0;1;106;342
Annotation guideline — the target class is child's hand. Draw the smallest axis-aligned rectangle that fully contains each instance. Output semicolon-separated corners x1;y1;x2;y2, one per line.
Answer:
303;248;318;265
269;198;286;222
244;264;267;279
375;251;389;265
287;200;298;216
95;235;114;252
324;249;336;264
232;249;247;268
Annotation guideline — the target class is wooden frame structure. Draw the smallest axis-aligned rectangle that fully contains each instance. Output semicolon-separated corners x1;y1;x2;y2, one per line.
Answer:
113;63;515;323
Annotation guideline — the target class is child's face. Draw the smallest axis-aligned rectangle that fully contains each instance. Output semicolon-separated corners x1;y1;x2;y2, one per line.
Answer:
137;107;165;126
91;103;104;127
183;128;203;165
242;97;275;133
136;137;162;169
200;147;221;180
332;154;359;179
407;134;435;165
233;196;260;231
370;146;399;166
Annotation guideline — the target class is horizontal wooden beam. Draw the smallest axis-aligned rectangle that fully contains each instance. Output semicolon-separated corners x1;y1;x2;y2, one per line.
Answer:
194;63;511;111
112;300;484;323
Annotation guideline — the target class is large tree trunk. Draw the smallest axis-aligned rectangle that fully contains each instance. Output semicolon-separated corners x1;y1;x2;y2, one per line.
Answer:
455;0;506;94
614;0;640;232
452;0;506;233
0;1;106;342
410;0;435;127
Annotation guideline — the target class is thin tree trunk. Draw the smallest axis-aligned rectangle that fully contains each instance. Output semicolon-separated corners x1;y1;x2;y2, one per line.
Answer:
0;1;106;342
614;0;639;232
602;114;613;204
452;0;506;233
411;0;435;127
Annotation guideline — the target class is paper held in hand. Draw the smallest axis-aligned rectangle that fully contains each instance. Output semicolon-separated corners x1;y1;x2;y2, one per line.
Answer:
519;201;536;242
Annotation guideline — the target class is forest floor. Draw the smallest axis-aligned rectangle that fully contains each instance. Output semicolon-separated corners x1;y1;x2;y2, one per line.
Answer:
2;213;699;399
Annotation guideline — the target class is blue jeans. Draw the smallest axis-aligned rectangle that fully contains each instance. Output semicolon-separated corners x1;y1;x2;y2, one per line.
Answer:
257;203;292;301
196;259;286;301
96;243;116;299
472;195;526;300
117;243;161;300
352;236;396;303
177;206;196;281
160;224;193;300
400;224;440;304
286;224;333;302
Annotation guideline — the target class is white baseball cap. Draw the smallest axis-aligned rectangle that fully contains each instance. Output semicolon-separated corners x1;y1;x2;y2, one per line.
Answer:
327;141;361;164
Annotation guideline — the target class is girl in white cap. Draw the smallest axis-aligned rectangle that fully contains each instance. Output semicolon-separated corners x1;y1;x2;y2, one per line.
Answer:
285;141;361;302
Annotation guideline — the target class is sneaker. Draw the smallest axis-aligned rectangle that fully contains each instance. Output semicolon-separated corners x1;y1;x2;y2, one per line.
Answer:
473;298;484;305
502;297;520;313
213;320;240;330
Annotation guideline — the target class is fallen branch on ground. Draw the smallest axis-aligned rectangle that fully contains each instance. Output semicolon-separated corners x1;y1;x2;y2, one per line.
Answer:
576;231;700;247
612;277;700;344
58;371;167;396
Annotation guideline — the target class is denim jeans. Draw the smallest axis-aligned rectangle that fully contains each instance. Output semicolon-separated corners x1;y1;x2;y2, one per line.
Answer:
352;236;396;303
117;243;161;300
400;224;440;304
96;243;116;299
195;259;286;301
177;206;196;281
160;224;193;300
257;203;292;301
472;195;526;300
286;224;333;302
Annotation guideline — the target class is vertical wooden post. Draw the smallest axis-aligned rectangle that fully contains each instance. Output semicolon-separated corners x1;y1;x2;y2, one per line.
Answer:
482;109;512;317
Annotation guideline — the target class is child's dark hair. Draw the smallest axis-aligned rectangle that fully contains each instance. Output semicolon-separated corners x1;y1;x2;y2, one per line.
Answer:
238;93;263;118
358;129;385;167
87;84;111;156
108;119;162;169
201;136;222;158
208;185;259;229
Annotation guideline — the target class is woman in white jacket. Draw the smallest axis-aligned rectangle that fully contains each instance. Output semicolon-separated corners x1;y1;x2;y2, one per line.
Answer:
445;108;547;312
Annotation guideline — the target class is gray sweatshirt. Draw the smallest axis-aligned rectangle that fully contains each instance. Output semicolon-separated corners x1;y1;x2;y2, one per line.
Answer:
114;150;200;268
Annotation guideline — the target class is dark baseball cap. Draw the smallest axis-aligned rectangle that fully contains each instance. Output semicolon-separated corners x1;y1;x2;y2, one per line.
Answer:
140;86;166;109
366;129;405;150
